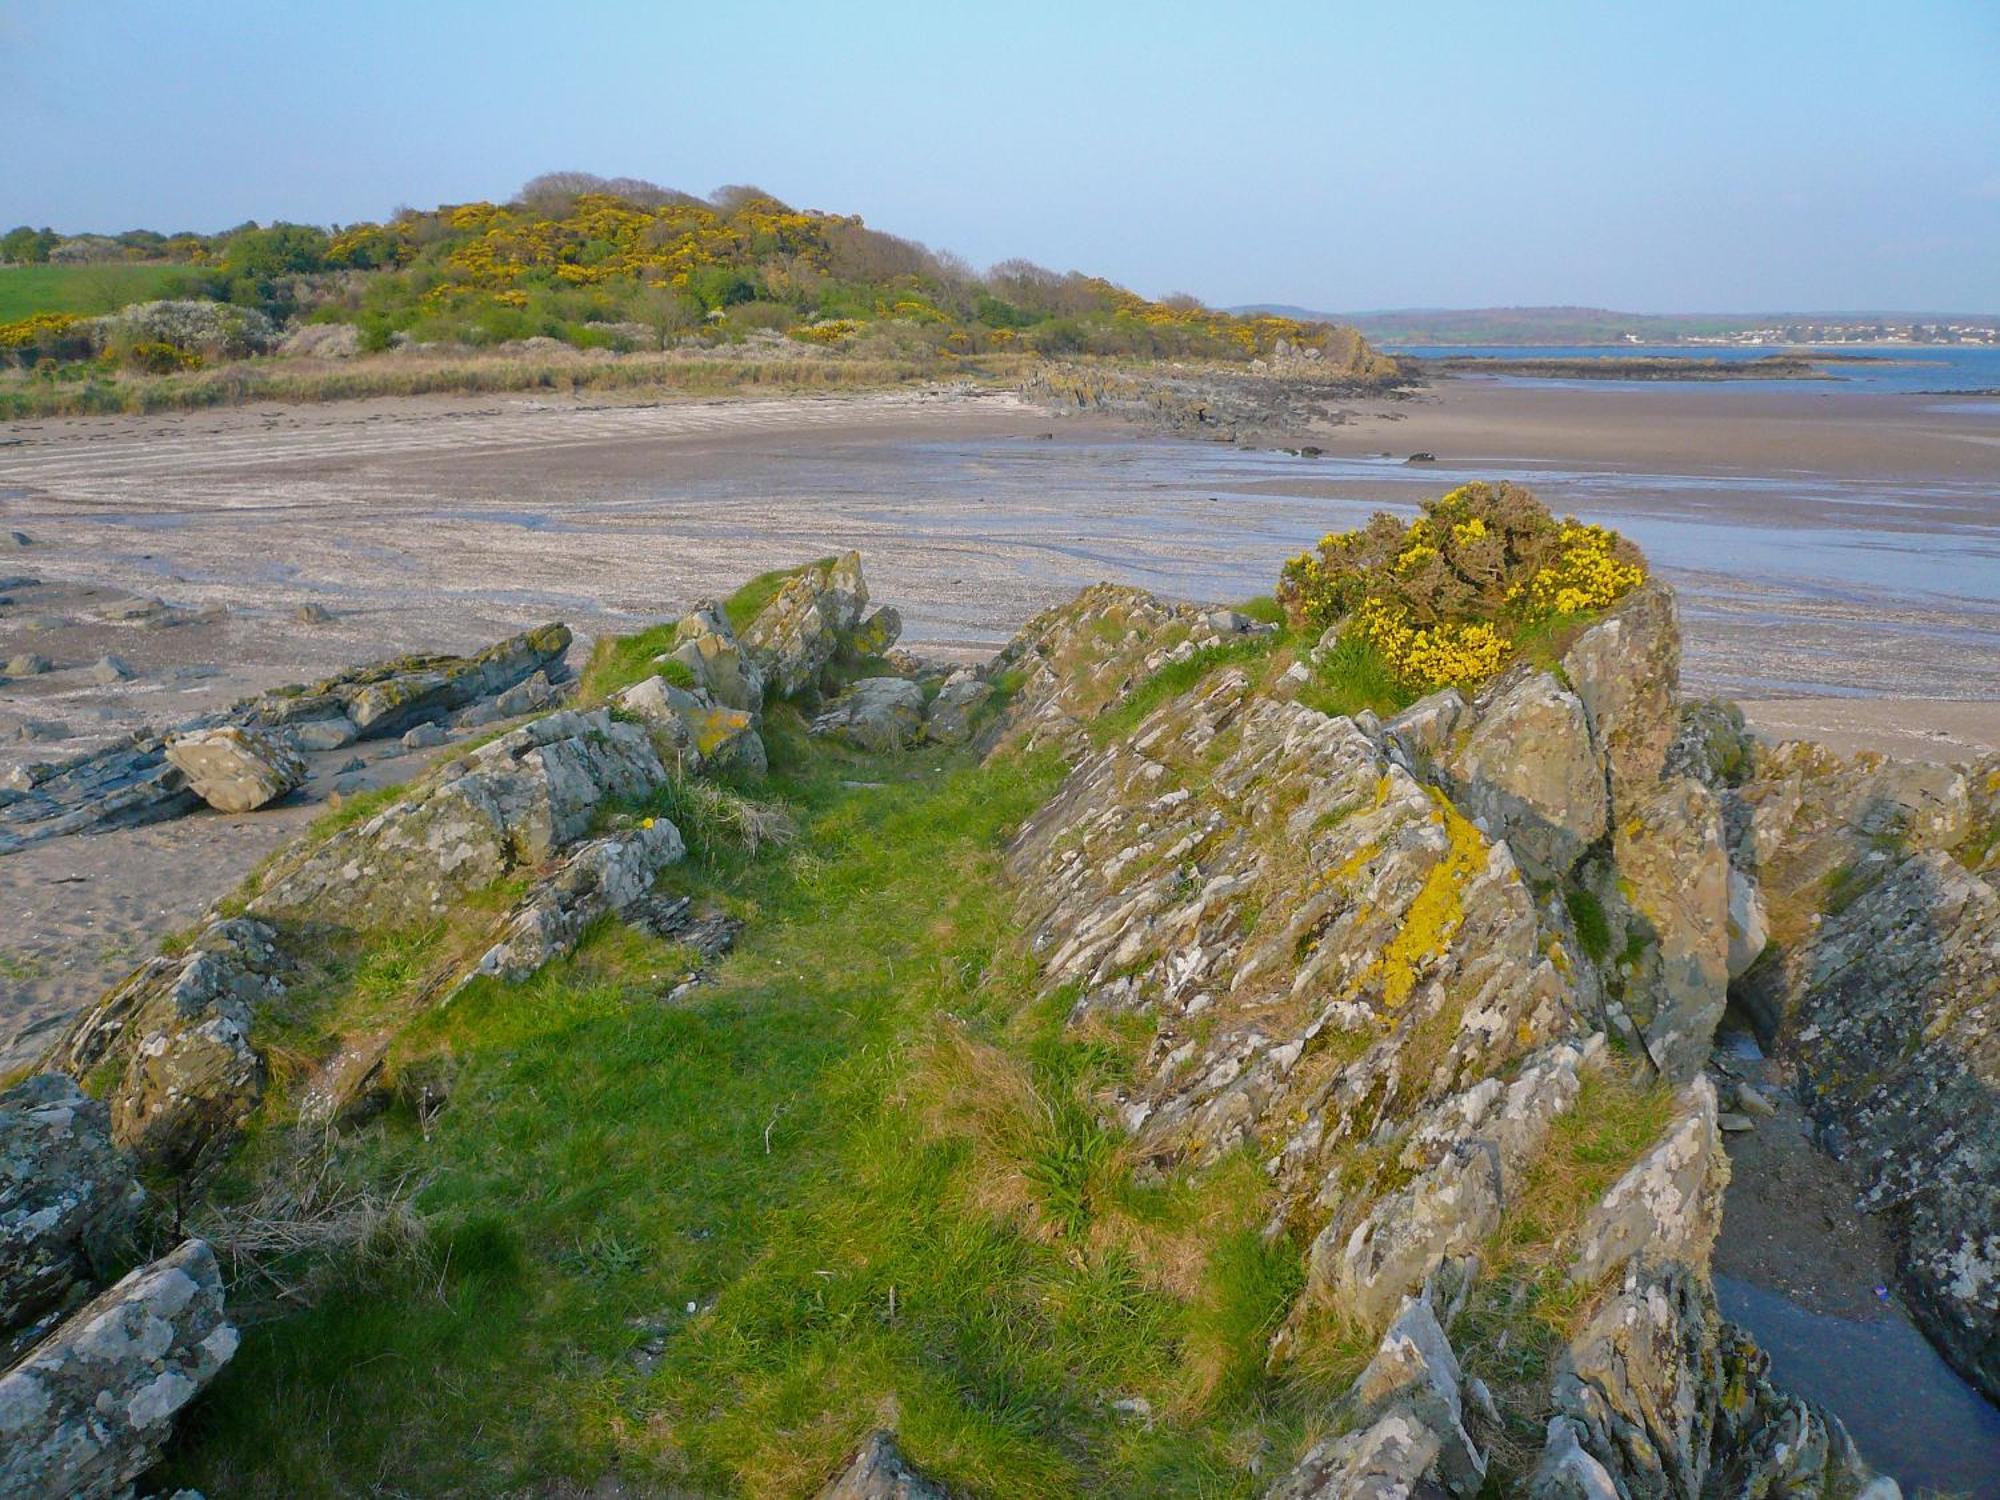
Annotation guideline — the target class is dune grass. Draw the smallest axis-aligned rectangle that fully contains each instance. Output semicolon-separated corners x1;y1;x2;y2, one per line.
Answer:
161;719;1332;1498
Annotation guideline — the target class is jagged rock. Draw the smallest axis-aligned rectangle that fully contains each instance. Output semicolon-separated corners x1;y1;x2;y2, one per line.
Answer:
741;552;870;700
1339;1293;1486;1495
494;668;560;718
845;605;903;661
1380;688;1465;776
1447;670;1605;880
165;725;307;813
41;919;285;1173
925;675;992;746
1748;848;1999;1400
0;737;200;853
665;601;765;713
0;1238;237;1500
453;819;687;991
0;1076;145;1361
1705;1324;1896;1499
811;676;927;752
1529;1417;1622;1499
1608;778;1729;1081
1560;582;1678;800
1664;698;1753;789
1724;864;1767;980
13;718;69;742
816;1430;947;1499
401;722;449;750
616;676;767;776
326;622;573;739
87;654;134;686
250;708;667;930
4;652;50;676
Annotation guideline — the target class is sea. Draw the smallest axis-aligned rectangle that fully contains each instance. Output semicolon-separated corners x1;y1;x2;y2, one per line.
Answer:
1384;341;2000;396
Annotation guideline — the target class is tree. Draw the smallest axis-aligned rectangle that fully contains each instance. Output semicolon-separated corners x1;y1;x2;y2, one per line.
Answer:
0;225;57;264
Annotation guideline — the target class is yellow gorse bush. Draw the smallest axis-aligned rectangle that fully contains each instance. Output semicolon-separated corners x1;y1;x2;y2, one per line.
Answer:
0;312;86;349
1277;483;1647;694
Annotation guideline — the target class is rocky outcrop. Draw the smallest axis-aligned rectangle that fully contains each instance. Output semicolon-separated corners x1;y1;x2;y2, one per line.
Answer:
816;1430;948;1499
811;676;928;752
40;919;285;1173
0;1076;146;1362
663;601;765;713
250;708;666;930
1444;668;1605;881
280;623;573;740
740;552;870;700
615;676;767;777
1560;582;1679;800
165;725;308;813
0;1238;237;1500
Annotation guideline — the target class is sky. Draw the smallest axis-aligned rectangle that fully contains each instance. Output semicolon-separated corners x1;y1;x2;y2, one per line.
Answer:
2;0;1995;313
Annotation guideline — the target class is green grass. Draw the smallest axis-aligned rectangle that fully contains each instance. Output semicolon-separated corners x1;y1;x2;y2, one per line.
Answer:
0;262;191;321
1295;632;1415;722
1562;883;1611;963
723;561;829;634
1087;634;1284;746
161;725;1318;1498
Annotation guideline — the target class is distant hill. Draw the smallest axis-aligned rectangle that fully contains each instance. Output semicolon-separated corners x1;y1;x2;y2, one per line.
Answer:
1229;304;1999;346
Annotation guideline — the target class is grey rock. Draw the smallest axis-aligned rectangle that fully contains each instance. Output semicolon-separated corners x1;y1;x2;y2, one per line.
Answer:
666;600;766;713
401;722;449;750
0;653;46;680
925;677;993;746
290;716;359;752
0;1076;145;1361
845;604;903;661
324;622;572;740
616;676;767;777
293;602;334;624
1724;863;1768;981
0;1238;237;1500
740;551;869;700
1;530;30;549
816;1430;947;1499
166;726;307;813
1610;777;1730;1081
493;669;559;718
13;718;70;743
811;676;927;752
87;654;134;687
1380;687;1465;774
1560;581;1679;800
1447;670;1605;880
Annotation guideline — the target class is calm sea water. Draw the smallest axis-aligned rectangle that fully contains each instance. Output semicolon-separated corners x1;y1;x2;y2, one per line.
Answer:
1387;342;2000;395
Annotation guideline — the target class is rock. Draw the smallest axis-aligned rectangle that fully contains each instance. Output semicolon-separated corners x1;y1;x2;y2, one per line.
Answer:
453;700;502;729
41;919;284;1172
451;819;687;992
0;737;200;852
293;602;334;624
1718;1112;1755;1132
401;722;449;750
1529;1416;1622;1499
1665;698;1754;788
925;677;992;746
87;654;134;687
0;1076;146;1360
4;653;50;676
329;623;573;739
0;1238;237;1500
845;604;903;661
1609;777;1730;1080
816;1430;947;1499
665;601;766;713
1380;688;1465;775
1447;670;1606;880
166;725;308;813
14;718;69;743
1560;582;1679;800
811;677;928;752
740;551;869;700
616;676;767;777
1724;863;1768;980
1;530;30;548
493;669;559;718
1733;1082;1776;1117
249;709;668;931
290;716;359;752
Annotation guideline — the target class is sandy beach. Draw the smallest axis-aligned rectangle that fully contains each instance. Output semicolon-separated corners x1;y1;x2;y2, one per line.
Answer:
2;373;1996;1060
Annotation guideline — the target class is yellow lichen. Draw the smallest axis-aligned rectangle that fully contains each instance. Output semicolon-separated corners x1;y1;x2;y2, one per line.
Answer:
1377;796;1486;1008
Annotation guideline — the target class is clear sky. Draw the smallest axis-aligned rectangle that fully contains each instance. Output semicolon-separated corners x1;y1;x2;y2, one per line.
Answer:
3;0;1995;313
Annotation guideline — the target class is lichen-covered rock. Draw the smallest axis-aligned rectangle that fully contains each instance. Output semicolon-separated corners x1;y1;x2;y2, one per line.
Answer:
811;676;927;752
250;709;666;930
1446;669;1606;881
1607;777;1729;1081
1749;849;1999;1400
844;604;903;662
924;674;992;746
1724;864;1767;980
310;622;573;739
41;919;284;1173
1560;582;1679;800
616;676;767;776
817;1429;948;1499
1380;688;1466;778
0;1237;237;1500
165;725;307;813
666;601;765;713
0;1076;145;1360
452;818;687;992
740;552;870;700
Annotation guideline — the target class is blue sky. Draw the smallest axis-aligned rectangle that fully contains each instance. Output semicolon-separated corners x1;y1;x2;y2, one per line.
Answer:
3;0;1994;312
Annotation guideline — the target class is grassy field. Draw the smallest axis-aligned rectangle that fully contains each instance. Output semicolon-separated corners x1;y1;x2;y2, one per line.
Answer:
0;261;191;321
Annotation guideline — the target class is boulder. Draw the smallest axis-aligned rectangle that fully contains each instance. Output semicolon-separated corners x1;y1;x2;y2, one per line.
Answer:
165;726;307;813
293;601;334;624
289;716;358;752
616;676;767;776
493;668;560;718
401;722;449;750
665;602;766;714
844;604;903;662
1447;670;1606;880
925;675;992;746
87;654;134;687
1724;863;1767;980
1;530;30;548
0;1238;238;1500
740;551;869;700
1561;582;1680;800
4;653;50;677
249;709;668;930
811;676;927;752
1380;687;1465;776
333;622;572;739
816;1430;947;1500
0;1076;146;1360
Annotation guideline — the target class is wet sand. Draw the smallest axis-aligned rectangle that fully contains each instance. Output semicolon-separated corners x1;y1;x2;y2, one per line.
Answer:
2;377;1997;1057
